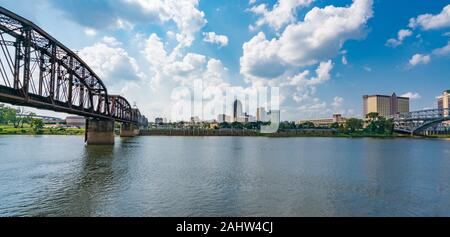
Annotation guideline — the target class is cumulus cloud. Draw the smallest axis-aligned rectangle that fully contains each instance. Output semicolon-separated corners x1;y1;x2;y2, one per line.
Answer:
280;60;335;118
126;0;207;47
52;0;206;47
249;0;313;31
241;0;374;81
332;96;344;108
408;4;450;30
408;53;431;67
405;41;449;67
79;37;144;84
432;41;450;56
386;29;412;47
203;32;229;47
137;32;236;120
401;92;421;100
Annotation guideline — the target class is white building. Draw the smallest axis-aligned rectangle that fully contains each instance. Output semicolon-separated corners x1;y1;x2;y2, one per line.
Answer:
217;114;232;123
257;107;269;122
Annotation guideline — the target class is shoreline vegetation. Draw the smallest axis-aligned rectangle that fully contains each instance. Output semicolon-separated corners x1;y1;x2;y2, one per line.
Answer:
1;104;448;138
0;125;84;136
139;128;449;139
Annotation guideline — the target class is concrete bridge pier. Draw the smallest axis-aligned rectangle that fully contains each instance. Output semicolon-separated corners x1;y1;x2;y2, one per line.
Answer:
120;123;140;137
85;119;115;145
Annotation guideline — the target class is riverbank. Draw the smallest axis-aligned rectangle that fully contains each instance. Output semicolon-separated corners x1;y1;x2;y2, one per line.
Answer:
139;129;442;138
0;126;84;135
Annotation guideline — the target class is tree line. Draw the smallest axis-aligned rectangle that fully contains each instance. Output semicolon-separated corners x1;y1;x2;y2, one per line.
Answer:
217;112;394;135
0;104;44;131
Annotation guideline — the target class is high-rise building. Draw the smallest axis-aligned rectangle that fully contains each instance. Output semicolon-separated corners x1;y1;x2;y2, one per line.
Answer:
233;99;243;122
363;93;409;118
217;114;231;123
438;90;450;109
438;90;450;116
256;107;268;122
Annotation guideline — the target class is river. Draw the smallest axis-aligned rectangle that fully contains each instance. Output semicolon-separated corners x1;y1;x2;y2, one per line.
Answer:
0;135;449;216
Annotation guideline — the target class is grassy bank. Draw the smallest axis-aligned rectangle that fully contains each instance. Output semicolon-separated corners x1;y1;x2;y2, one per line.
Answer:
0;125;84;135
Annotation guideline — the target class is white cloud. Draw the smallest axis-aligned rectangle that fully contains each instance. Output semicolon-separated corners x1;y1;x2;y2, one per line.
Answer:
363;65;372;72
408;54;431;67
102;36;122;47
79;39;144;84
84;28;97;36
249;0;257;5
408;4;450;30
241;0;374;81
249;0;313;31
401;92;421;100
332;96;344;108
115;18;135;30
404;41;449;67
432;41;450;56
203;32;229;47
137;32;234;120
386;29;412;47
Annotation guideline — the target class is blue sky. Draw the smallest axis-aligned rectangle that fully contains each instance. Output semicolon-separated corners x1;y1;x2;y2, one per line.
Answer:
1;0;449;121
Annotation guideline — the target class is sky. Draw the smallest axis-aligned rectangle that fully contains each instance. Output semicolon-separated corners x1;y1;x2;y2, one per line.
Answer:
1;0;449;121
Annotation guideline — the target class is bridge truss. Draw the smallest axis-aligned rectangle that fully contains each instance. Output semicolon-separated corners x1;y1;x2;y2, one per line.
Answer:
392;108;450;135
0;7;147;126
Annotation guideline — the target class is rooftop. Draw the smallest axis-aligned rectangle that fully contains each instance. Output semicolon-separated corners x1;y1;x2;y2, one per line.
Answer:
363;94;409;99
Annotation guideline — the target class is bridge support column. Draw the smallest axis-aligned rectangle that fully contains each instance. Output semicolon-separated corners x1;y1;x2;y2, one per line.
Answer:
120;123;140;137
85;119;115;145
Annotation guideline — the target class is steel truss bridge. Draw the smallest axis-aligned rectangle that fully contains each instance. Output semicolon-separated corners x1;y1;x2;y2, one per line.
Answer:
391;108;450;135
0;7;148;127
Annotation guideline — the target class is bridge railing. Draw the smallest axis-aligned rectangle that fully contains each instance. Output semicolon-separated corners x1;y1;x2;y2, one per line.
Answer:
392;108;450;121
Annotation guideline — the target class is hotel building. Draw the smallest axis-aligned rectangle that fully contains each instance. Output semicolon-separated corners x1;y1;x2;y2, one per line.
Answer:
437;90;450;117
363;93;409;118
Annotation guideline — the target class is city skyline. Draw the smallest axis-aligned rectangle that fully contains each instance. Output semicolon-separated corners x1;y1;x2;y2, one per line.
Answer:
0;0;449;121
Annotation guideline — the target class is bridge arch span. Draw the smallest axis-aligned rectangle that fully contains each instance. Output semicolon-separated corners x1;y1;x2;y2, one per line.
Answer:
0;6;147;126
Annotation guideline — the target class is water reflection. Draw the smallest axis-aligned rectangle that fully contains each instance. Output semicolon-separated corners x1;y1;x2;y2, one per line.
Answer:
0;136;449;216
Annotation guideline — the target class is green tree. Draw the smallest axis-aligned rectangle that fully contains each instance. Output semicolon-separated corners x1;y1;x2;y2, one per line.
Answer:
31;118;44;133
4;107;17;126
22;112;36;127
329;122;340;129
366;112;379;120
345;118;363;133
299;121;315;129
219;122;231;129
231;122;244;129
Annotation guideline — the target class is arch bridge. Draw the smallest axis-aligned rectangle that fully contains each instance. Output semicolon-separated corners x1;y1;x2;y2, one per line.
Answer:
391;108;450;135
0;7;148;144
